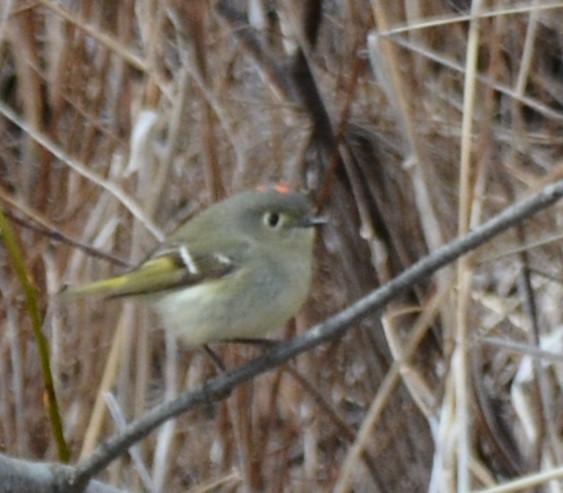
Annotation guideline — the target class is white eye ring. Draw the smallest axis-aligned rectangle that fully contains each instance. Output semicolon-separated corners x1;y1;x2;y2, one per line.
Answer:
264;212;281;228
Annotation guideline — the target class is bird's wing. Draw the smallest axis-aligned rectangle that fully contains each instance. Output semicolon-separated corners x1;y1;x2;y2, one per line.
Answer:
66;244;240;298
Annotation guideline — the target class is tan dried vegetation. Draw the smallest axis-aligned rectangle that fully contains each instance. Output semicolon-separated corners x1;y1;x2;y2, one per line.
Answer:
1;1;563;492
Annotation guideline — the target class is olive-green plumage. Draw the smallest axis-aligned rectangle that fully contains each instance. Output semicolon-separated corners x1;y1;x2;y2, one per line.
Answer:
66;188;323;345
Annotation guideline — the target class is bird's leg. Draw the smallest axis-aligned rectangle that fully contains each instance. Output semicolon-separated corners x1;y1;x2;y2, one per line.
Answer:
228;337;278;348
203;344;226;372
202;338;279;372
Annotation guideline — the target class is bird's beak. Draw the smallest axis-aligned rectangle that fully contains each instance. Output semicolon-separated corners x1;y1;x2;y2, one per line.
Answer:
301;215;327;228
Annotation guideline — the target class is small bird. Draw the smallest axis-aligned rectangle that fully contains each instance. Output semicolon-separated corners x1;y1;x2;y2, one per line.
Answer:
66;187;324;345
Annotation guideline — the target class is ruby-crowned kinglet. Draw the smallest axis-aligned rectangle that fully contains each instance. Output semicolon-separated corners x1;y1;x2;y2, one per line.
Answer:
66;187;324;345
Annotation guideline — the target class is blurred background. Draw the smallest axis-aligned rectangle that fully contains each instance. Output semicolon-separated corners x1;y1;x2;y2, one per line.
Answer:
1;1;563;491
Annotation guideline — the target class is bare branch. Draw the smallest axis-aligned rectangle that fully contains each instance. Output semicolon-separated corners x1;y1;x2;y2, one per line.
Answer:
0;454;129;493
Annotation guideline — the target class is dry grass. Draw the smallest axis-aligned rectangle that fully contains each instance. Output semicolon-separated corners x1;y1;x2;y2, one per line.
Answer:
1;1;563;492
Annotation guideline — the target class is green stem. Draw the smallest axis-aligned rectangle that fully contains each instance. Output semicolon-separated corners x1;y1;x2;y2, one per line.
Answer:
0;206;70;462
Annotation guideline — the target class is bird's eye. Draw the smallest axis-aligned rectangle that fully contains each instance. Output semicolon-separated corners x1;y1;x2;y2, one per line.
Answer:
264;212;281;228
